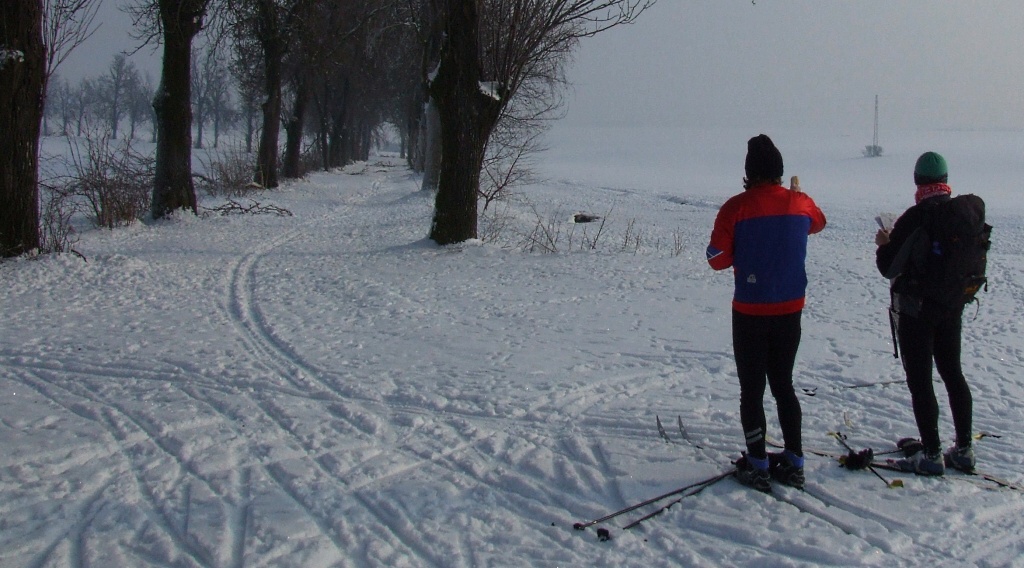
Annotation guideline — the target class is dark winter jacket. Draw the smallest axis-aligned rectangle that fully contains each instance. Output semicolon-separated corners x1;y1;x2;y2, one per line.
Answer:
876;194;955;318
707;183;827;316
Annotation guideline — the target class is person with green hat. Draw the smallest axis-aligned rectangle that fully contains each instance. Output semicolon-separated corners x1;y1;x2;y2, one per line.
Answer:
874;151;977;476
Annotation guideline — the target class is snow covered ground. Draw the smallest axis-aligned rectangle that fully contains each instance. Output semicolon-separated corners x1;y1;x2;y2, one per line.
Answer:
2;126;1024;567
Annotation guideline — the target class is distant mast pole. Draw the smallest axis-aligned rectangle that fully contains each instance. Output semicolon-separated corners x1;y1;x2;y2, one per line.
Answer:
873;95;879;149
865;95;882;157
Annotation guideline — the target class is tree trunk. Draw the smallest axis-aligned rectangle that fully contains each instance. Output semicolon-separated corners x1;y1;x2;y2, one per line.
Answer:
254;0;283;189
420;98;441;192
429;0;501;245
357;122;370;161
327;75;349;169
328;125;344;168
409;1;442;173
245;103;255;153
255;55;281;187
0;0;45;257
110;89;120;139
255;63;281;187
405;92;422;171
212;107;220;148
283;73;308;179
193;98;205;149
151;0;202;219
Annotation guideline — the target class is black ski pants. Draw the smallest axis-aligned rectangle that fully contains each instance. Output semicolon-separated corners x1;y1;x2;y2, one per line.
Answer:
733;310;803;460
896;308;973;454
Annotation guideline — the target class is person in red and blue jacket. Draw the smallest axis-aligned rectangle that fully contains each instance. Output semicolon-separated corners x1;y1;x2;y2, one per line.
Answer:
706;134;826;493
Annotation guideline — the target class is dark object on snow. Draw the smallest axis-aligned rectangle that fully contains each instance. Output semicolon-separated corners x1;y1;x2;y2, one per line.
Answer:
839;448;875;470
574;213;600;223
596;528;611;541
897;437;925;458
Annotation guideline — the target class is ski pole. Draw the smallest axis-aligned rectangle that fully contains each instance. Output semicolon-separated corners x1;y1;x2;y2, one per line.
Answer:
572;468;734;531
621;469;733;530
888;307;900;359
830;432;903;488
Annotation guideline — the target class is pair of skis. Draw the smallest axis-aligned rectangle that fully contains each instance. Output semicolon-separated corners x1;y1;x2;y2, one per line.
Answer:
788;431;1023;492
571;420;1022;541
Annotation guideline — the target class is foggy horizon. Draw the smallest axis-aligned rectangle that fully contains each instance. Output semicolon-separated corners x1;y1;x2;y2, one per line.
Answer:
59;1;1024;133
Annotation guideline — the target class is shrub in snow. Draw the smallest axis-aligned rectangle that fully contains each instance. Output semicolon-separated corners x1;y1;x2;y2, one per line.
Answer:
61;130;153;228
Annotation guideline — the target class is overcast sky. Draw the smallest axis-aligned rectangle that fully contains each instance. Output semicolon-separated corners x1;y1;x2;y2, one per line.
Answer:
63;1;1024;132
562;1;1024;132
59;1;161;83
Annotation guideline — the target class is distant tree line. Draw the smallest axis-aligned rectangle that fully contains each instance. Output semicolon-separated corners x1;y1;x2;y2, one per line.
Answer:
46;56;154;141
45;46;238;149
1;0;655;257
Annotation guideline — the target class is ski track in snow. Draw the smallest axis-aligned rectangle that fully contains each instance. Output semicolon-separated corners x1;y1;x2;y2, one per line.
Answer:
4;138;1024;566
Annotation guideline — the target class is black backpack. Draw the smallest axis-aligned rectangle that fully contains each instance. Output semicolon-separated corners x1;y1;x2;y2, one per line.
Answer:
907;194;992;308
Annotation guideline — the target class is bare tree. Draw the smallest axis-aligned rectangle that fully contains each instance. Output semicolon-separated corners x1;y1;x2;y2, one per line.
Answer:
128;0;213;219
1;0;47;257
368;4;424;163
279;0;355;178
308;0;396;170
477;6;571;209
97;53;138;139
46;74;75;135
227;0;313;188
428;0;655;245
41;0;100;79
44;72;70;134
479;81;561;210
426;1;493;245
236;73;261;153
238;0;391;179
1;0;96;257
127;71;154;139
280;3;319;179
191;45;226;149
205;59;234;147
71;75;97;135
382;0;442;187
229;21;263;153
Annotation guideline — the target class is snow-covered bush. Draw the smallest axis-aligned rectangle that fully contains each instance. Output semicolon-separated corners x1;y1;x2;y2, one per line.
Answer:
61;130;153;228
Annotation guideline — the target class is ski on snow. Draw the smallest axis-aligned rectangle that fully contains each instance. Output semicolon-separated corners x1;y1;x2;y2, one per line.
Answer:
832;431;1023;491
571;468;734;539
768;433;1023;492
571;416;727;539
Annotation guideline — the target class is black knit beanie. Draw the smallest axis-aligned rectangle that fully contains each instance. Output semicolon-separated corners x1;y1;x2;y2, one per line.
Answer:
745;134;784;181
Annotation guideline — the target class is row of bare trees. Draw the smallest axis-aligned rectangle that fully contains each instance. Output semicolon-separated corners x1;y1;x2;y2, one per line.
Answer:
46;56;154;139
1;0;656;257
46;48;239;149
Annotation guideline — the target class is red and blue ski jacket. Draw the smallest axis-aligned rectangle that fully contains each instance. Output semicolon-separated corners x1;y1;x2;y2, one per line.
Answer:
706;183;826;316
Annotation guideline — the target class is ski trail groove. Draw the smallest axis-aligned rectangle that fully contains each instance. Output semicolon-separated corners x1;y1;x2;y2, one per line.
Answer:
226;228;337;396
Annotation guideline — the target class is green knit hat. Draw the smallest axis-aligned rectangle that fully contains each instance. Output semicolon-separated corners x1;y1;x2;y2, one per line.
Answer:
914;152;948;184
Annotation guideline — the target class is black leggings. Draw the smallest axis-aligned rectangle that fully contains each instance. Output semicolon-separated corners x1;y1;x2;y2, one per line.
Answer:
733;310;803;460
896;309;973;454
